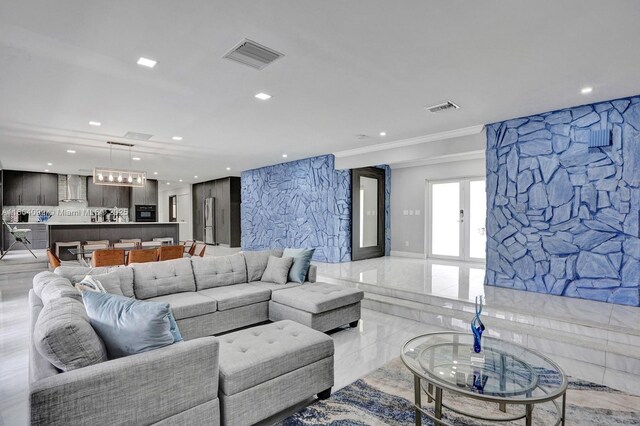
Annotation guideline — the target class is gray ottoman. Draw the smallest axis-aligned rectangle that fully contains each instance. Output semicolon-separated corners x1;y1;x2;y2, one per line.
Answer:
218;320;334;426
269;282;364;332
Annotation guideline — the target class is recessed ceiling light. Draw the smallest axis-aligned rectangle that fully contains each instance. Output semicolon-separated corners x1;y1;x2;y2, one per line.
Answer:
166;182;170;185
255;92;272;100
137;57;157;68
194;175;198;179
172;136;183;141
67;150;76;154
379;132;387;137
89;121;101;127
153;171;158;175
226;167;231;171
132;157;141;161
47;162;52;166
581;87;593;94
282;154;288;158
179;179;183;182
44;169;49;172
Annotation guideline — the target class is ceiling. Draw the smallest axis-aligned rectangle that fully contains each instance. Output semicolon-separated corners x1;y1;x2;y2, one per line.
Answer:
1;1;639;183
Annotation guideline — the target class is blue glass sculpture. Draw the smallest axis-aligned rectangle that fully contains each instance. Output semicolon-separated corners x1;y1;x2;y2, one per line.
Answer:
471;295;485;353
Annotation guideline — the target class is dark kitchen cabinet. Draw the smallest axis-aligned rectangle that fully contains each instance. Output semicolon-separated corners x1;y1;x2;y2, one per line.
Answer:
191;177;240;246
2;170;58;206
87;179;130;208
129;179;158;221
3;171;23;206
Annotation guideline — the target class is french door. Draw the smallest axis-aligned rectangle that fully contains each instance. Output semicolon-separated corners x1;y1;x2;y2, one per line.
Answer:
427;178;486;262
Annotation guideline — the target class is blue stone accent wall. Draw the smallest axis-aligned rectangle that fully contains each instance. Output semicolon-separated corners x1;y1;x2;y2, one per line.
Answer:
485;95;640;306
241;154;352;262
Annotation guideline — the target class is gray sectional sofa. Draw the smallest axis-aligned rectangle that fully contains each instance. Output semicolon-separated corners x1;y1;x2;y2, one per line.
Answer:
29;249;364;425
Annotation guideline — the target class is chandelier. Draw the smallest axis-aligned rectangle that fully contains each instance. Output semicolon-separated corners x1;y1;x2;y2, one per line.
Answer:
93;141;146;188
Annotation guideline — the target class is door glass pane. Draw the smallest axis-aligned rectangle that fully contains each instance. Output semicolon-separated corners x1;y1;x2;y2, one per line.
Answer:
431;182;460;256
469;180;486;259
359;176;378;248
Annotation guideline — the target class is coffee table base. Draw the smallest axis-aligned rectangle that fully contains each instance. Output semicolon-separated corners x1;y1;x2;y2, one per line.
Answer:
412;375;566;426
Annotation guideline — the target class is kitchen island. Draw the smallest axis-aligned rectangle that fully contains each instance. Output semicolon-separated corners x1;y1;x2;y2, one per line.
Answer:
47;222;179;252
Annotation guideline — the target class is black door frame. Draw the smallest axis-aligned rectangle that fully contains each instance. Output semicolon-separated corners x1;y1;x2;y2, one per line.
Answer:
351;167;386;261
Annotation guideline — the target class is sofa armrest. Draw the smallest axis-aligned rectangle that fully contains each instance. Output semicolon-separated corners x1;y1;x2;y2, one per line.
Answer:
30;337;219;426
307;264;317;283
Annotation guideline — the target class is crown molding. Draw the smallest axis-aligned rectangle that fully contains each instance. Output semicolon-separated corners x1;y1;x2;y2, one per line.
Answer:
333;124;485;158
391;150;485;169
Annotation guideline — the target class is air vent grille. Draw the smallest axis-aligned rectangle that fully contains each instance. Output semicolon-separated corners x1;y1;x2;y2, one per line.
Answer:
223;39;284;70
124;132;153;141
425;101;460;113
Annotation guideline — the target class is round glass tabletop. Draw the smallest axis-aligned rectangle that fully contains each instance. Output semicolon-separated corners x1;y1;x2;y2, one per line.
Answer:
401;332;567;403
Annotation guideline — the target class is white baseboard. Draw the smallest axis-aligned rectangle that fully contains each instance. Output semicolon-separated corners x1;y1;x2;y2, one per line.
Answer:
390;250;425;259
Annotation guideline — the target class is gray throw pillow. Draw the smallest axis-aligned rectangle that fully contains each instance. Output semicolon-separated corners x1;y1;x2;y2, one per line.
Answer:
91;267;133;297
261;255;294;285
33;297;108;371
243;249;284;282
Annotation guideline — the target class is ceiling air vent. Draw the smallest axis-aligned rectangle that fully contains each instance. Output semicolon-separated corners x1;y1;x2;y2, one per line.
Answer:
124;131;153;141
223;39;284;70
425;101;460;113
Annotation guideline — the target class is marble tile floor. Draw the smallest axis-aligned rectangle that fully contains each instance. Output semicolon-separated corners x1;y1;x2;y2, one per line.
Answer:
0;269;443;425
315;255;640;396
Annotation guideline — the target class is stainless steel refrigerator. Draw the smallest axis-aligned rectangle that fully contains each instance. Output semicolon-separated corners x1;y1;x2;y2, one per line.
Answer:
204;197;216;245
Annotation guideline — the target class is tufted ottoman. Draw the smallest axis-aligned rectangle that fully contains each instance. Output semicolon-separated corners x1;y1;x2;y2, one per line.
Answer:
269;282;364;332
217;320;334;426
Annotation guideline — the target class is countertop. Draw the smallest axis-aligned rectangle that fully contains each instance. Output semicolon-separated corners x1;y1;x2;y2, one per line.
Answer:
8;222;179;226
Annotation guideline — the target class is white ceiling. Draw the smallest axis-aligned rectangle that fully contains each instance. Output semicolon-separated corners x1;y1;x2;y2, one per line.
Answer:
1;1;639;183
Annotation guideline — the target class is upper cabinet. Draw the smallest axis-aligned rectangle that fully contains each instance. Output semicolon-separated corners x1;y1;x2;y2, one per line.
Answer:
130;179;158;206
2;170;58;206
87;178;130;208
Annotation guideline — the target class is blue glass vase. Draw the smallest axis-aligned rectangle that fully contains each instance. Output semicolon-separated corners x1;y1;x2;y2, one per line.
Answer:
471;296;484;353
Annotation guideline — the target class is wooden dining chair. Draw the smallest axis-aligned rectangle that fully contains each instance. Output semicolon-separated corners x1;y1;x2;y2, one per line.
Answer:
82;242;110;263
181;240;195;255
158;245;185;261
91;249;125;267
127;248;158;265
86;240;110;245
119;238;142;244
141;241;162;248
47;249;61;269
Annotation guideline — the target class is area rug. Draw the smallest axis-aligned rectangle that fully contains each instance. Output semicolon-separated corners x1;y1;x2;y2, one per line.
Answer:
277;358;640;425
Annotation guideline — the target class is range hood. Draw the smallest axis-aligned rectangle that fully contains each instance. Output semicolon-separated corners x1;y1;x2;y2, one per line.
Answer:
61;175;86;202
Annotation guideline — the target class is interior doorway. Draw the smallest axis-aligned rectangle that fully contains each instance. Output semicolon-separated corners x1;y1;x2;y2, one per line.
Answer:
426;178;486;262
352;167;386;261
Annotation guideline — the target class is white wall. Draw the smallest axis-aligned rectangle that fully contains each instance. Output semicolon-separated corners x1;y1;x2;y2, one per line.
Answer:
158;184;192;241
390;157;485;256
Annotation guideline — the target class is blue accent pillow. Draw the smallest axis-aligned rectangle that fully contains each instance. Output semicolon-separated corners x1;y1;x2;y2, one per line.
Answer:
81;291;183;359
283;248;315;284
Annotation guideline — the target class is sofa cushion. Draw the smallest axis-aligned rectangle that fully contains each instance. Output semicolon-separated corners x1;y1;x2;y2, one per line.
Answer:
261;256;293;285
242;249;283;282
33;271;82;305
33;297;108;371
218;320;333;395
132;258;196;300
198;284;271;311
54;265;135;297
270;282;365;314
283;248;315;283
191;254;247;290
250;281;301;292
82;291;182;359
147;292;218;320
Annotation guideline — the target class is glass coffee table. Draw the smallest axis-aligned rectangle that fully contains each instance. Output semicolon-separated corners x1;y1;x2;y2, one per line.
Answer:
401;332;567;426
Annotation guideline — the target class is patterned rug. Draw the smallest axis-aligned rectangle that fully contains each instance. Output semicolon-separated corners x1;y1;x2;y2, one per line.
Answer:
277;358;640;425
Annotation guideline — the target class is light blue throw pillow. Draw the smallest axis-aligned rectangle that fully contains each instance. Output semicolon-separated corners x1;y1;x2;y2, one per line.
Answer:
81;291;183;359
283;248;315;283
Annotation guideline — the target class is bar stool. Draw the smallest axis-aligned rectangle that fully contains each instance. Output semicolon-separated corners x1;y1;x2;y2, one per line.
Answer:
153;237;174;245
